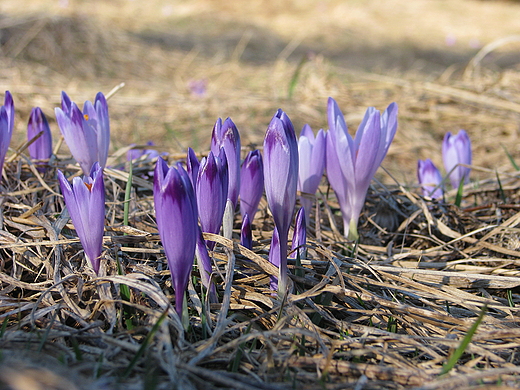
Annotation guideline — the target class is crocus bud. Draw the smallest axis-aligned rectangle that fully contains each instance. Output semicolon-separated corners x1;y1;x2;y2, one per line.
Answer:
154;157;198;319
326;97;397;240
240;213;253;250
196;148;228;250
57;162;105;274
263;109;298;295
297;124;325;223
417;159;443;199
127;141;160;162
442;130;471;189
211;117;241;208
291;207;306;260
186;147;200;190
239;149;264;223
55;91;110;175
268;226;281;291
0;91;14;178
27;107;52;170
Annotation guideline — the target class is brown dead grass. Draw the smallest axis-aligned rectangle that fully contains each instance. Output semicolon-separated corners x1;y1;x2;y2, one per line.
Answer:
1;0;520;389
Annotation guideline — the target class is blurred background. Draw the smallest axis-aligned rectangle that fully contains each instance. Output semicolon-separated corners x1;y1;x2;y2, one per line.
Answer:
1;0;520;186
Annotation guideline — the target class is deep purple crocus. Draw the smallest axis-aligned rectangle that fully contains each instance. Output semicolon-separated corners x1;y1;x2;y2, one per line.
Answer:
297;124;325;223
326;97;398;240
240;213;253;250
263;109;298;295
55;91;110;175
211;117;241;208
27;107;52;169
417;159;443;199
57;162;105;274
154;157;198;319
239;149;264;223
196;149;228;250
0;91;14;178
291;207;307;260
442;130;471;189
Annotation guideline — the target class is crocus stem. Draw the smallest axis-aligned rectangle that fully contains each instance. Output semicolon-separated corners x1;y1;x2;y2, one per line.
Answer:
278;237;288;298
347;218;359;242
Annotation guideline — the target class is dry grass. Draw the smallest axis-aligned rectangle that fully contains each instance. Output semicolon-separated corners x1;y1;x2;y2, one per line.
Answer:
1;0;520;389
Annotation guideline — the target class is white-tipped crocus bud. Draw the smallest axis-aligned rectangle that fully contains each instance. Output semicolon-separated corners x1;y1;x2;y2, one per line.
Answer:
442;130;471;189
417;159;443;199
326;97;398;241
57;162;105;274
239;149;264;223
27;107;53;170
154;157;198;319
263;109;298;295
211;117;241;208
0;91;14;178
55;91;110;175
297;124;325;223
196;148;228;250
291;207;307;260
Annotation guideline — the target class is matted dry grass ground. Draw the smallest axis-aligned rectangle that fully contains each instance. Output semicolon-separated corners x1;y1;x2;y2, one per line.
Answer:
1;0;520;389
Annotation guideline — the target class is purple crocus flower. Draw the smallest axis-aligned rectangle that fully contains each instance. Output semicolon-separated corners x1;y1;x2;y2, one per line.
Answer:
55;91;110;175
297;124;325;223
291;207;307;260
239;149;264;223
27;107;53;168
442;130;471;189
0;91;14;178
196;149;228;250
154;157;198;319
326;97;398;240
211;117;241;208
127;141;160;161
263;109;298;294
417;159;443;199
240;213;253;250
57;162;105;274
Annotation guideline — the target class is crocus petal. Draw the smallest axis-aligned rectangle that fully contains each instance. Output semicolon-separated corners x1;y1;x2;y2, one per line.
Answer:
27;107;53;163
186;147;200;190
154;157;198;318
442;130;472;188
58;162;105;274
417;159;443;199
290;207;306;260
240;213;253;250
56;91;110;175
211;117;241;208
239;149;264;222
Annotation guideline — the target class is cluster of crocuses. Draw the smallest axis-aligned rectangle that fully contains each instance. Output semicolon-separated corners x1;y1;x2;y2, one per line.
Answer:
417;130;472;200
0;90;399;320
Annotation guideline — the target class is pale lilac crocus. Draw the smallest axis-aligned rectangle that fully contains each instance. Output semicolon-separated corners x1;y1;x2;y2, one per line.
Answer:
291;207;306;260
239;149;264;223
55;91;110;175
127;141;160;161
263;109;298;295
211;117;241;208
196;149;228;250
240;213;253;250
0;91;14;178
154;157;198;319
27;107;52;169
57;162;105;274
297;124;325;223
326;97;398;241
442;130;471;189
417;159;443;199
